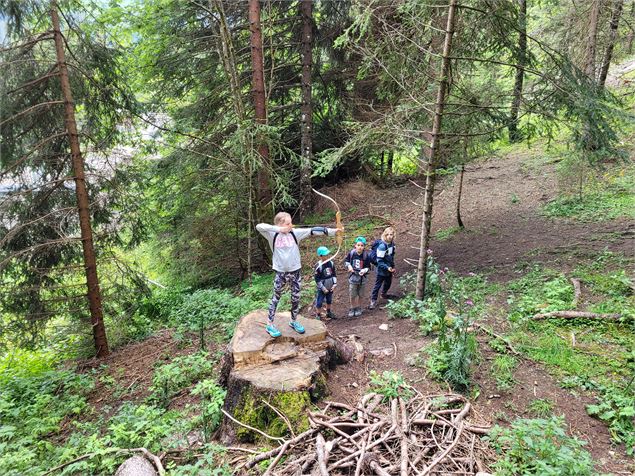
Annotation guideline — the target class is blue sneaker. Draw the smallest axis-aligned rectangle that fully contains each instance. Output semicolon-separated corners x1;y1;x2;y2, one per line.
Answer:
266;324;281;338
288;320;305;334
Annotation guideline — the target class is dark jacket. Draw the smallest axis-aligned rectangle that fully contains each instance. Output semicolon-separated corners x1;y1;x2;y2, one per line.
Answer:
345;249;370;284
376;241;396;276
314;259;337;291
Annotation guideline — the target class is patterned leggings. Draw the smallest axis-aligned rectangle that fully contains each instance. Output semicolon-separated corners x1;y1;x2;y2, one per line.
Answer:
268;269;302;323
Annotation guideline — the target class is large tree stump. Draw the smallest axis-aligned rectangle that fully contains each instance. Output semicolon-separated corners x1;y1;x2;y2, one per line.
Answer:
220;310;347;443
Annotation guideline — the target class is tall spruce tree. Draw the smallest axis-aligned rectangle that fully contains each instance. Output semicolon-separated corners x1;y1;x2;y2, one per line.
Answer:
1;1;139;355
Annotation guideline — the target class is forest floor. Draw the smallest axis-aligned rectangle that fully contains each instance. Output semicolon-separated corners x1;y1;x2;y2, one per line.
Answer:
85;142;634;473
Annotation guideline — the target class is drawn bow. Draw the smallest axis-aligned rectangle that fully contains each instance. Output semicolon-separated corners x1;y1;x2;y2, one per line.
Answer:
312;188;343;262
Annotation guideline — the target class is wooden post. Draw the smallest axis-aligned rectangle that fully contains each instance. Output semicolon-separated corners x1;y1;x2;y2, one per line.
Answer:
415;0;458;300
50;1;109;357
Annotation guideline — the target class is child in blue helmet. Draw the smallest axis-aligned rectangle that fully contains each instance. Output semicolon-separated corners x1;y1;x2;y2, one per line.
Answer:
314;246;337;320
345;236;370;318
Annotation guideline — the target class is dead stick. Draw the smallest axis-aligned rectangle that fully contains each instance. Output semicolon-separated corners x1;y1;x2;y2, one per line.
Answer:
421;422;464;475
532;311;622;320
328;424;397;470
310;416;362;449
399;398;409;476
246;428;315;468
316;433;330;476
262;399;295;437
262;439;292;476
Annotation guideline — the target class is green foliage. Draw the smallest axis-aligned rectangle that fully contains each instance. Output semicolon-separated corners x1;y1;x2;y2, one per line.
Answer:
543;192;635;222
487;417;595;475
527;399;555;418
149;352;215;407
168;445;231;476
425;323;478;392
191;380;227;442
0;348;56;385
0;369;95;475
492;355;518;391
108;402;181;451
369;370;414;401
586;384;635;454
234;389;311;442
434;226;462;241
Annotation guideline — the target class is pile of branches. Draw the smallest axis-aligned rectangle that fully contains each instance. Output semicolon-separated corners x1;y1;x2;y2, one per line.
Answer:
238;391;494;475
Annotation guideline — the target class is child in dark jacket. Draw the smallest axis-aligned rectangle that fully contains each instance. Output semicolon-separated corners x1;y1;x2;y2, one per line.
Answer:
369;227;396;309
314;246;337;320
345;236;370;318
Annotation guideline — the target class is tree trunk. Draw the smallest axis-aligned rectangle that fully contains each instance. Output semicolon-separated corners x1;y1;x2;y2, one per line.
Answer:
584;0;602;79
387;150;393;176
211;0;256;275
628;2;635;53
298;0;313;219
456;164;465;229
51;1;109;357
508;0;527;142
249;0;272;211
212;0;245;122
415;0;458;301
598;0;624;87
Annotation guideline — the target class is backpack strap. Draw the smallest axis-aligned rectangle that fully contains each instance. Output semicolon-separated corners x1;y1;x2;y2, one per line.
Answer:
272;230;298;252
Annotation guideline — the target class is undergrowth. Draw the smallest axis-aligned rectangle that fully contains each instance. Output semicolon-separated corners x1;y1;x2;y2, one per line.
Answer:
487;416;596;475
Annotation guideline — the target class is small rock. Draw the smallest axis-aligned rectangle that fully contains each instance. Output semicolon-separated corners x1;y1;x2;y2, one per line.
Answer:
351;382;358;388
378;324;389;331
488;394;501;399
114;456;157;476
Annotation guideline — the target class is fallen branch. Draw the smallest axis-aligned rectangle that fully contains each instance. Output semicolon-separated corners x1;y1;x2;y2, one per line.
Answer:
532;311;622;321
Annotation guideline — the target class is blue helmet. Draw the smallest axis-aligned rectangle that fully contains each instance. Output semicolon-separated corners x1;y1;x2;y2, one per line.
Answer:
317;246;331;256
355;236;367;244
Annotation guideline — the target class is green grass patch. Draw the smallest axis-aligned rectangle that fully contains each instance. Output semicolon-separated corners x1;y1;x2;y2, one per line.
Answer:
434;226;462;241
527;398;555;418
542;163;635;222
492;354;518;391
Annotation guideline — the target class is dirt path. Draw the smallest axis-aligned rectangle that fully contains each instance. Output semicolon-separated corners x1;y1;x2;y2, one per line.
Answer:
319;150;635;473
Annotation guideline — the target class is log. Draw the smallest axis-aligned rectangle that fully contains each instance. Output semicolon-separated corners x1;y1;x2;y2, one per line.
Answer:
531;311;622;321
220;310;343;443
